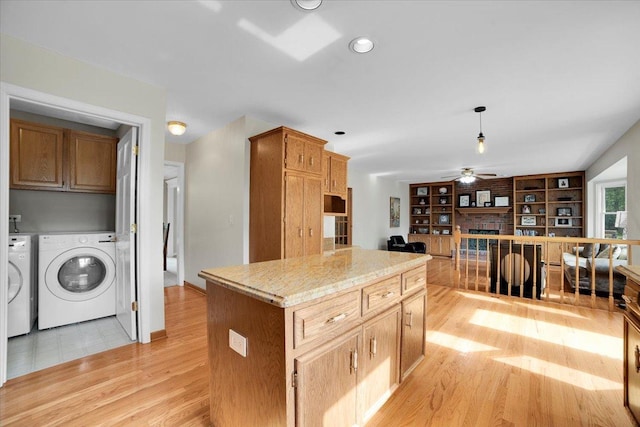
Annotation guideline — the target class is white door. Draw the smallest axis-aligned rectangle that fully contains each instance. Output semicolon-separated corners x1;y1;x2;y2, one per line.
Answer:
116;127;138;340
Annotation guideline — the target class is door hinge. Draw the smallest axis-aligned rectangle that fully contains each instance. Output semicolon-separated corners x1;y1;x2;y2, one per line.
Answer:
132;145;139;155
292;371;298;388
131;301;139;312
130;223;137;233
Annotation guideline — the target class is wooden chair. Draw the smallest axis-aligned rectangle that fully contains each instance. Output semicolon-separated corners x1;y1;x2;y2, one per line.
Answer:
163;223;170;271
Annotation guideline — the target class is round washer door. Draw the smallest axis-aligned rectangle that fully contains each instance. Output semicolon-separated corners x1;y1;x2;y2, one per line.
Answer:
8;260;22;304
44;247;115;302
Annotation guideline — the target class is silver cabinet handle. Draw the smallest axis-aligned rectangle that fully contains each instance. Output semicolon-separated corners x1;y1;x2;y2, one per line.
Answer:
326;313;347;324
370;336;377;358
405;311;413;328
351;348;358;374
382;291;394;299
635;345;640;373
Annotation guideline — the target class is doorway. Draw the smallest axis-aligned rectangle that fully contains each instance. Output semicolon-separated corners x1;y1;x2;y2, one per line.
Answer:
0;83;153;385
163;161;185;287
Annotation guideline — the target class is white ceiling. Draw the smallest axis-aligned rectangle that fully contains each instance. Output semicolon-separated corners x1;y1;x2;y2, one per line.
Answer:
2;0;639;183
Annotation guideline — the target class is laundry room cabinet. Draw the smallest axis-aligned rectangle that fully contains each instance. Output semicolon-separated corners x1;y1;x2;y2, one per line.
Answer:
10;119;118;194
249;126;327;262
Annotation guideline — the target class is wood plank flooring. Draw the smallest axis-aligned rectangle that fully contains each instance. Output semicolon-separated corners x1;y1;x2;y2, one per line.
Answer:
0;258;632;426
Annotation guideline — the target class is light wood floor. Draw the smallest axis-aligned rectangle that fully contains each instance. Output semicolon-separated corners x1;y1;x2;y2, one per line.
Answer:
0;258;632;426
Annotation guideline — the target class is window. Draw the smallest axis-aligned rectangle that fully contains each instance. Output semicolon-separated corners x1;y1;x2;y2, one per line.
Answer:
597;181;626;239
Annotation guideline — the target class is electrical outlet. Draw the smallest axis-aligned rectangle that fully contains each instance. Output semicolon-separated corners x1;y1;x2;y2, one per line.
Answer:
229;329;247;357
9;215;21;223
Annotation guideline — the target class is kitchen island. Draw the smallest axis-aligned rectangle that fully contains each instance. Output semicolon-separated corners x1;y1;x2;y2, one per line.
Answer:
199;248;431;427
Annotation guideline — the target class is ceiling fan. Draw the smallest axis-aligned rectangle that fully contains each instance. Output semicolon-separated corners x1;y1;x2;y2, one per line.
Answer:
442;168;497;183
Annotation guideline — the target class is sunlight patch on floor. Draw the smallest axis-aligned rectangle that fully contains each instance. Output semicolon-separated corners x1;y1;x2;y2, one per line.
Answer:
469;309;622;360
494;355;622;391
426;331;499;353
457;291;510;305
512;300;586;319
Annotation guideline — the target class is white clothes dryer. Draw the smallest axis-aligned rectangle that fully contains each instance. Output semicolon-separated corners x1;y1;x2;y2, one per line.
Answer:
8;234;37;337
38;232;116;329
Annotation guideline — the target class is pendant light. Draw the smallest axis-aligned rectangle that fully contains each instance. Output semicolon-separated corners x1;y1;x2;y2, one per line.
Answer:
474;106;486;154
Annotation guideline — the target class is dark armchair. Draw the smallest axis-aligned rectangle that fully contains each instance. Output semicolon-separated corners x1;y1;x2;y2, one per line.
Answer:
387;235;427;254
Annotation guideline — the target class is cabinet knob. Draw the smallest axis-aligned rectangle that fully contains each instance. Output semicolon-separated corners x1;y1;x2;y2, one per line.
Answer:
309;156;314;166
298;228;303;238
309;228;313;237
299;154;304;165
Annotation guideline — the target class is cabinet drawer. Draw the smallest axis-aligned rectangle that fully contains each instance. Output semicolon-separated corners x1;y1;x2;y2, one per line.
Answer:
294;291;360;348
402;265;427;294
362;275;401;316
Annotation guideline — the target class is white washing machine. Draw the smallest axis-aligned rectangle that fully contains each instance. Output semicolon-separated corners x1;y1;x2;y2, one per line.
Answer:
38;232;116;330
8;234;37;337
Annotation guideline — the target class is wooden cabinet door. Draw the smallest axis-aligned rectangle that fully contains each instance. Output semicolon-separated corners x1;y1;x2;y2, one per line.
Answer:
401;291;426;379
285;174;305;259
360;307;401;423
546;242;563;265
305;141;323;175
295;331;359;427
68;131;118;193
285;133;307;173
10;119;65;190
625;315;640;425
440;236;452;256
304;176;323;256
330;155;348;198
322;151;331;193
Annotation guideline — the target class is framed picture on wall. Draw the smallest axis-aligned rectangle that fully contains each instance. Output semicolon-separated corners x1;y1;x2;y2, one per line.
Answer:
390;197;400;227
476;190;491;207
459;194;471;207
558;178;569;188
494;196;509;207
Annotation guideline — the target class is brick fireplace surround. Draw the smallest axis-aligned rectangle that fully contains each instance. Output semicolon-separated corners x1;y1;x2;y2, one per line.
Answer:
455;178;514;235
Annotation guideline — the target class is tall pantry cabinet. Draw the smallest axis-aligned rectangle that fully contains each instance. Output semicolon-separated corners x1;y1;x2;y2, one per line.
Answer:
249;127;327;263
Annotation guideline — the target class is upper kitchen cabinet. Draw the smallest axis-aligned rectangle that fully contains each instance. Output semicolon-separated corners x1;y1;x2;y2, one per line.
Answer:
323;150;349;198
284;129;324;175
10;119;118;194
10;119;65;190
68;130;117;193
249;126;327;263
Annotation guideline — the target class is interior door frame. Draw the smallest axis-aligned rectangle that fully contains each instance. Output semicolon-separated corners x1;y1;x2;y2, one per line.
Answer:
163;161;185;286
0;82;152;385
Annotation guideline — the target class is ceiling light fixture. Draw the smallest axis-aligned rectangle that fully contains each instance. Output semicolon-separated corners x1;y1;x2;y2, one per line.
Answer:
349;37;374;54
474;106;486;154
291;0;322;11
459;169;476;184
167;121;187;136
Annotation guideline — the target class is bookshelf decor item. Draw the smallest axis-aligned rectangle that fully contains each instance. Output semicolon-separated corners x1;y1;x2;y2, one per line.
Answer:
417;187;429;196
556;218;573;227
439;214;450;224
521;216;536;226
558;178;569;188
524;194;536;202
556;207;572;217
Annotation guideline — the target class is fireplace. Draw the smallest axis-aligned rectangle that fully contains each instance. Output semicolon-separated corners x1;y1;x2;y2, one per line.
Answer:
466;229;499;251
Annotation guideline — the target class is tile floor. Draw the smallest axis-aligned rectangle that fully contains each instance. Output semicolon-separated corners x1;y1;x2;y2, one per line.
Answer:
7;316;133;380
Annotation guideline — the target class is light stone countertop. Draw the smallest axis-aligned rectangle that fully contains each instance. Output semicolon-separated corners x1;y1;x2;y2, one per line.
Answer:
199;248;431;308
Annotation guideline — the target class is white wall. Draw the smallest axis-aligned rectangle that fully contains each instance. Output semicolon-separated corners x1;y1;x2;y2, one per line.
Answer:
348;168;410;250
183;116;272;288
587;118;640;263
1;34;167;333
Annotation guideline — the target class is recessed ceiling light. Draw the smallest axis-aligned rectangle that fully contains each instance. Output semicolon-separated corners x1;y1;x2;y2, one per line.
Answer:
349;37;374;54
167;121;187;136
291;0;322;11
334;131;346;135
